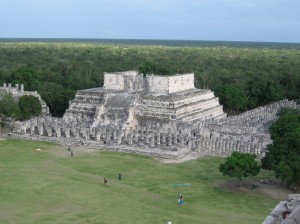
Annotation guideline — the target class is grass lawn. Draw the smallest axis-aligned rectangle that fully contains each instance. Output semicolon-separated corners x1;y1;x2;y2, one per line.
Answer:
0;139;279;224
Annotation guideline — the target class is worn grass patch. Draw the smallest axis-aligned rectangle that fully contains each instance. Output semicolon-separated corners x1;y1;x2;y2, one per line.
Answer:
0;139;281;224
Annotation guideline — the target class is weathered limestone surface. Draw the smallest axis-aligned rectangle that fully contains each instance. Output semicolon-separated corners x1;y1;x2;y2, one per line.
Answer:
11;71;300;159
0;83;50;115
263;194;300;224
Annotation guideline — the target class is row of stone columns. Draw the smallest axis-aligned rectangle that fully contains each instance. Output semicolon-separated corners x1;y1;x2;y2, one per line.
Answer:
2;83;24;92
14;118;267;157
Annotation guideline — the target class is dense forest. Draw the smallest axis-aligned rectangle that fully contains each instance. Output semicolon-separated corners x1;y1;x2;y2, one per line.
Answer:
0;41;299;117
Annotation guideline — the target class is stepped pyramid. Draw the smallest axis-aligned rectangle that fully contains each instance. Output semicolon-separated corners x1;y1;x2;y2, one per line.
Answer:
63;71;226;132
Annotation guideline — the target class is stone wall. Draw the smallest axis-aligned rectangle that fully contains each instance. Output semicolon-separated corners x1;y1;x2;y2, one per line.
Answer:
0;83;50;115
103;71;195;94
9;71;300;159
263;194;300;224
12;98;299;159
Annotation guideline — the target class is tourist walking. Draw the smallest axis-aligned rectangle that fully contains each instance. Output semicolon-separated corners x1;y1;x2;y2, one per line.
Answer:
70;149;74;157
104;177;108;185
178;195;183;206
167;220;172;224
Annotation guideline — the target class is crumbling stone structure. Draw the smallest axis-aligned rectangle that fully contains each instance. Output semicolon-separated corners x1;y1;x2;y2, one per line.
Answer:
263;194;300;224
11;71;299;159
0;82;50;115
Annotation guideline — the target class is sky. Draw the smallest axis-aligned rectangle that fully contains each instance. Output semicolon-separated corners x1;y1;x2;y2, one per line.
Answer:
1;0;300;43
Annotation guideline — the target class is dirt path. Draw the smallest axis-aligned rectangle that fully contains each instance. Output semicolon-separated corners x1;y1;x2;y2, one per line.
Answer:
159;151;295;201
159;151;208;163
217;179;294;201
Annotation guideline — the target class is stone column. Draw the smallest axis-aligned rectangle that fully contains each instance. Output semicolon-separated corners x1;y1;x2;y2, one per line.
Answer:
210;139;215;153
76;127;80;139
30;125;35;135
145;133;150;145
128;133;133;145
46;127;52;137
117;131;122;144
208;140;212;154
236;140;240;152
56;126;61;137
65;127;70;138
3;83;6;87
134;129;139;143
150;133;155;148
85;128;90;141
193;137;197;150
113;130;117;142
124;130;128;143
38;124;44;136
162;133;166;144
174;132;178;145
15;84;19;91
168;133;172;147
20;84;24;92
8;83;11;88
180;135;184;147
106;130;111;143
156;132;161;145
96;131;101;142
141;128;144;140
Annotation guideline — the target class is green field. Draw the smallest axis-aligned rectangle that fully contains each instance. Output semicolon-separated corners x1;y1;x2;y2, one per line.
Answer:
0;139;278;224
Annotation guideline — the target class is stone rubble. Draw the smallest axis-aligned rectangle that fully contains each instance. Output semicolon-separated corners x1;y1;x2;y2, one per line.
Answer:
263;194;300;224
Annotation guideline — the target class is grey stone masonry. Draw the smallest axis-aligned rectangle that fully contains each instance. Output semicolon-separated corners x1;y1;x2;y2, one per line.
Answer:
263;194;300;224
10;71;300;159
0;83;50;116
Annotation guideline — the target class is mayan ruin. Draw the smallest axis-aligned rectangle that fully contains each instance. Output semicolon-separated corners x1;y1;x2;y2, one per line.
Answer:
4;71;298;159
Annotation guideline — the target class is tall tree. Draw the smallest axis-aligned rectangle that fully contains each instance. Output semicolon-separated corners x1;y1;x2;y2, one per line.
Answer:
219;152;261;187
215;84;248;114
18;95;42;120
261;108;300;185
0;93;19;119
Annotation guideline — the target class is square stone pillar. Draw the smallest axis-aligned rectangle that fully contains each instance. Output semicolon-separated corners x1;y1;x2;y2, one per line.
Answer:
30;125;35;135
128;133;133;145
46;127;52;137
156;132;161;145
134;129;139;143
117;131;122;144
174;133;178;145
106;130;111;143
113;130;117;142
38;125;44;136
145;133;150;145
180;135;184;147
65;128;70;139
96;131;101;142
150;133;155;148
168;133;172;147
162;133;166;144
85;128;90;141
56;127;61;137
141;128;144;140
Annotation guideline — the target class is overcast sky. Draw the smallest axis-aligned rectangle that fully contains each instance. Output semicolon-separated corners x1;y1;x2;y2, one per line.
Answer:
1;0;299;43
